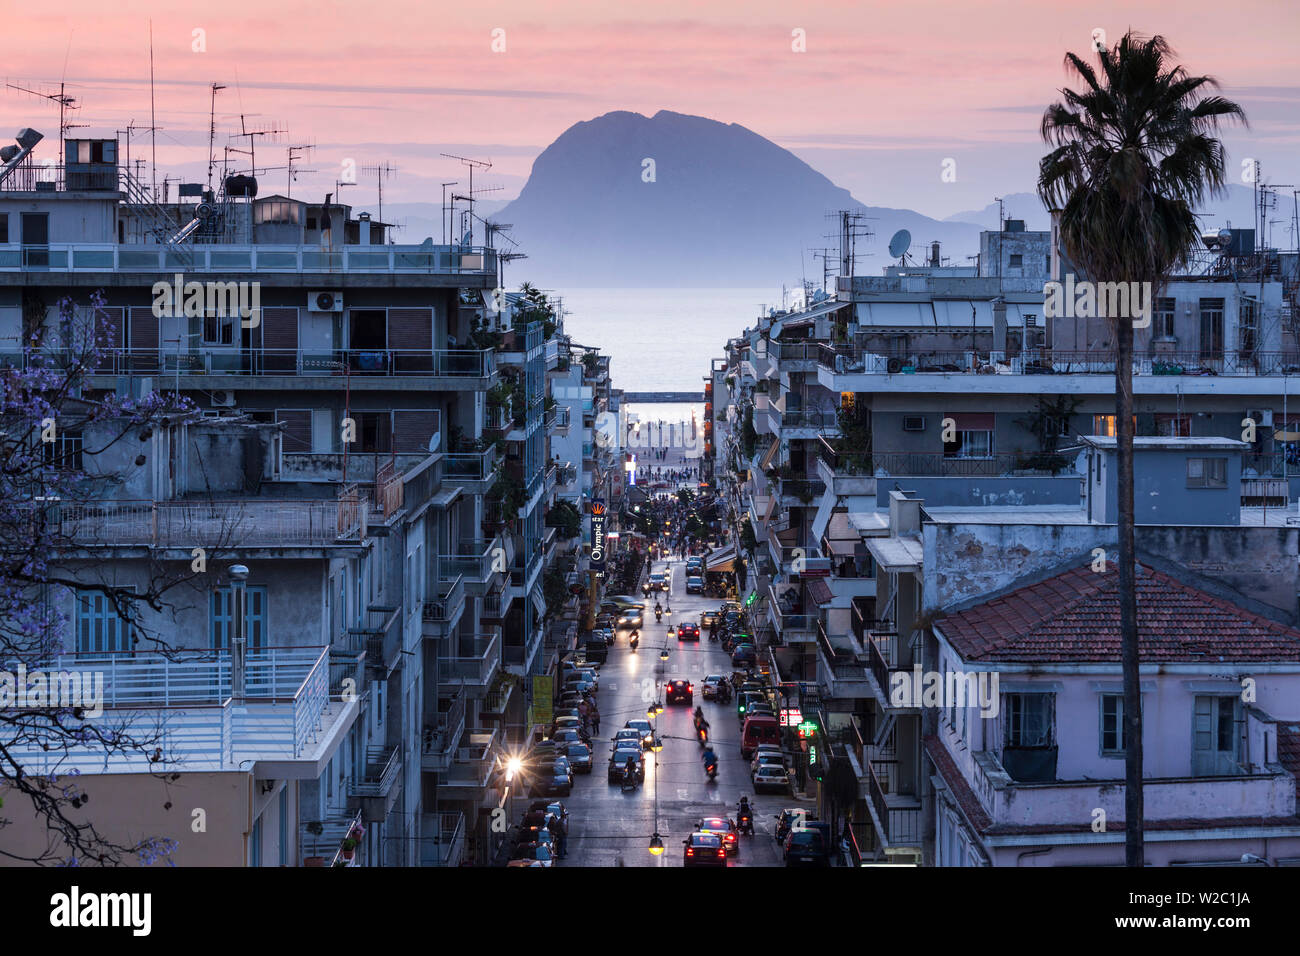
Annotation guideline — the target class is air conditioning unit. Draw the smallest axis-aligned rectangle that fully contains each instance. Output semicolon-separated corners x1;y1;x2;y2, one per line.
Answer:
1247;409;1273;427
309;291;344;312
902;416;927;432
209;390;237;408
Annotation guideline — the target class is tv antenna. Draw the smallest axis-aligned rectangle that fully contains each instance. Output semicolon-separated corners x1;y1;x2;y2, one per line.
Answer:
810;247;837;292
452;184;503;245
826;210;874;278
286;143;316;199
206;83;227;191
361;162;398;224
5;81;79;165
229;115;286;178
440;153;492;243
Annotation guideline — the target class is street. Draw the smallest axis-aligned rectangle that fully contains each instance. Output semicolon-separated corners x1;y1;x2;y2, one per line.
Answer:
559;557;802;867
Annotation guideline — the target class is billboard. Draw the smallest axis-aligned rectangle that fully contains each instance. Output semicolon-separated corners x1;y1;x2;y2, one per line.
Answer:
590;499;608;573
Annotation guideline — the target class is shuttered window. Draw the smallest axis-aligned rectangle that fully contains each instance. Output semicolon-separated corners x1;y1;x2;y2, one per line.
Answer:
387;308;432;350
392;408;441;453
276;409;312;453
261;307;298;371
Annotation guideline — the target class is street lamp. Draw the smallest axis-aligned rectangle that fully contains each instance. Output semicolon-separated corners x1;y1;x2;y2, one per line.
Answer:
648;833;664;855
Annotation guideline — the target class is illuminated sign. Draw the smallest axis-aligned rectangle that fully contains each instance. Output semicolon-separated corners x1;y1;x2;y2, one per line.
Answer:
590;499;608;572
780;707;803;727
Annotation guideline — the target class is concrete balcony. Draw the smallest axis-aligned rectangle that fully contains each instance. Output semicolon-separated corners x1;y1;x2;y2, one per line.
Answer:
348;745;403;823
863;754;923;850
422;573;467;638
420;811;467;866
11;646;356;776
443;446;500;493
816;623;873;700
443;632;502;690
352;605;401;676
767;585;818;643
300;808;366;867
438;535;505;595
421;694;466;773
442;728;501;796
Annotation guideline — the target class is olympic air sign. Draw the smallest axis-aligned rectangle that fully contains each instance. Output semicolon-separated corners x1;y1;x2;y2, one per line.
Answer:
590;500;608;574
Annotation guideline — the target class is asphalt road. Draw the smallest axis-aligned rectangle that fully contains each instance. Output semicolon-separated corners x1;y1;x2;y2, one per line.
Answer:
557;558;807;868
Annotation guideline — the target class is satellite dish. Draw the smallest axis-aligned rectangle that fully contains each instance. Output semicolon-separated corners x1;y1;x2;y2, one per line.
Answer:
427;430;441;453
888;229;912;260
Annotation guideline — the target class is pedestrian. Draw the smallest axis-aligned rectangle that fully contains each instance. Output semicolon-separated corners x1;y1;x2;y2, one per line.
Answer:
548;814;566;859
592;709;601;733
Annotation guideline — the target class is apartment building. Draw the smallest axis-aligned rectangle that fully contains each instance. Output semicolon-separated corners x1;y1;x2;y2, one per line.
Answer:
0;130;589;866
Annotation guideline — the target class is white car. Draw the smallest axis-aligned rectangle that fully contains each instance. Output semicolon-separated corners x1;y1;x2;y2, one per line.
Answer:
752;763;790;793
751;752;787;775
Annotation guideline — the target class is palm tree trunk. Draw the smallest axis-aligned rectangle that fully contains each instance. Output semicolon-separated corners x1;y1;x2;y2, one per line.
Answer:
1116;319;1144;866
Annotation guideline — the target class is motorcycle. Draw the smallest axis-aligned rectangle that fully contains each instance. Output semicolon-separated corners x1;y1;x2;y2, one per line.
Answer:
697;725;708;745
737;806;755;836
630;632;640;651
774;814;790;843
704;759;718;781
622;769;638;792
654;608;662;623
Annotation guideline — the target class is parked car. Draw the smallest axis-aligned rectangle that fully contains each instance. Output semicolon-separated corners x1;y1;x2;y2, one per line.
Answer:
583;638;608;664
702;675;727;700
538;761;572;797
677;622;701;641
752;762;790;793
752;745;787;768
511;842;556;867
683;832;728;867
784;823;833;867
741;715;782;759
751;752;787;775
665;679;693;704
551;728;588;748
566;742;593;773
685;575;705;594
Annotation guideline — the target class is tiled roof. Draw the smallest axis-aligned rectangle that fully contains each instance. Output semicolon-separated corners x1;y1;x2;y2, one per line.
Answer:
937;563;1300;664
1279;724;1300;783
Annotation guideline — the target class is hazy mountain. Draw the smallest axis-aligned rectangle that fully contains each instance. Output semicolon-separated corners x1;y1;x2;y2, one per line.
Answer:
494;110;985;288
944;193;1050;232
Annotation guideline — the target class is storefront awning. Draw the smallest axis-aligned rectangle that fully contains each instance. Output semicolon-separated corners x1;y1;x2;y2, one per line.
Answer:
707;546;737;572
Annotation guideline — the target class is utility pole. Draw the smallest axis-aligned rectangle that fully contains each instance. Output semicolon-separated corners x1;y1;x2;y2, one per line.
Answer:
440;182;458;246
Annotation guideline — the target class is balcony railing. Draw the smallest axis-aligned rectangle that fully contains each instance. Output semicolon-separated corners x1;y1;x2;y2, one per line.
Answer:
0;241;497;276
5;346;497;378
867;758;921;845
870;452;1080;477
424;574;466;626
820;344;1300;378
301;808;365;867
422;694;466;771
444;448;500;483
446;632;501;685
349;745;401;798
41;496;367;548
437;536;503;584
420;811;466;866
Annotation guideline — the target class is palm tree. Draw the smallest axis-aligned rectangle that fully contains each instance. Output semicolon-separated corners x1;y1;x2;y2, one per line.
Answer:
1037;32;1245;866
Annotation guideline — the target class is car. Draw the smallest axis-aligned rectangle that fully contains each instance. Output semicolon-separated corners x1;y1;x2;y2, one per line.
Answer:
677;622;700;641
648;572;668;592
696;815;739;855
700;609;722;628
608;747;645;783
665;679;693;704
595;612;617;629
702;675;727;700
552;715;582;734
736;691;766;717
561;662;600;681
521;800;569;837
731;643;757;666
611;728;643;749
538;762;572;797
741;715;782;759
683;832;728;867
685;575;705;594
563;674;598;695
752;745;787;766
751;752;786;775
511;842;556;867
784;825;832;867
618;607;644;629
624;719;656;749
753;762;790;793
566;742;593;773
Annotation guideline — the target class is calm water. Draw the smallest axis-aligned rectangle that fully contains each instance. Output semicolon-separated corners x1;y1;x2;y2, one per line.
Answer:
559;287;779;393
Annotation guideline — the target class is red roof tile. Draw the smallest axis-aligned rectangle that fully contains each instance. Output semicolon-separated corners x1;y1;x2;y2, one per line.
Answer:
937;563;1300;664
1279;724;1300;783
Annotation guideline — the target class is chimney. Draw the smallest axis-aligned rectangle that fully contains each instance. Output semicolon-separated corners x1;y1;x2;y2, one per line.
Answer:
930;241;941;267
359;212;371;246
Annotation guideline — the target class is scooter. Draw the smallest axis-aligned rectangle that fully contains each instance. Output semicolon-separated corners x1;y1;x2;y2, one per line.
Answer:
736;806;755;836
621;769;638;792
630;632;640;651
654;608;662;623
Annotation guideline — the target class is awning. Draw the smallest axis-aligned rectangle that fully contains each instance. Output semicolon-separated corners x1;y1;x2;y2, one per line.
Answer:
867;535;923;572
855;302;932;329
806;578;833;606
946;412;995;431
707;546;737;572
759;439;781;471
431;486;463;509
811;486;837;542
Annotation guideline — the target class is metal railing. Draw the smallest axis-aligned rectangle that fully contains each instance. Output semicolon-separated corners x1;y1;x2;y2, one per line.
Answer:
444;448;500;482
446;633;501;684
424;574;466;624
437;536;503;583
820;344;1300;378
2;346;497;378
0;241;497;276
350;745;401;798
870;452;1080;477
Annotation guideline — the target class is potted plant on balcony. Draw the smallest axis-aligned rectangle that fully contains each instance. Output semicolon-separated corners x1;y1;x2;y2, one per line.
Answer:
303;821;327;866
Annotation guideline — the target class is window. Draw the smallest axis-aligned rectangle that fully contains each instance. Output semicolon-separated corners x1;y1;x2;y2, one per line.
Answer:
43;429;83;471
1240;296;1259;356
254;200;300;225
1156;413;1191;438
75;589;134;655
0;214;7;244
1154;297;1176;338
203;312;236;346
1199;298;1225;360
1100;694;1127;754
1187;457;1227;489
210;586;268;649
1008;253;1023;268
1092;414;1137;438
944;429;992;459
355;411;392;453
1004;693;1054;747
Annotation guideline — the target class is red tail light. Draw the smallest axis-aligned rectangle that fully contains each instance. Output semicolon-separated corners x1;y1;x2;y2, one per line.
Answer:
686;848;694;856
717;848;726;857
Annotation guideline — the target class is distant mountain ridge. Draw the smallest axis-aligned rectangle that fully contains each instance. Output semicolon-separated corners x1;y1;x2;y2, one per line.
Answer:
495;110;986;287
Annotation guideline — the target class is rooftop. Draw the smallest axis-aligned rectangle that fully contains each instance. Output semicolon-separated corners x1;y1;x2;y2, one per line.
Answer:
936;562;1300;664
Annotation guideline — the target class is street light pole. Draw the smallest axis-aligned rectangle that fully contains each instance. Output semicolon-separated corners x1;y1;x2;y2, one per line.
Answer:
230;564;250;701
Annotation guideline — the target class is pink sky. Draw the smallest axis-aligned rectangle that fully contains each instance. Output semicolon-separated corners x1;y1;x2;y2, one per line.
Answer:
3;0;1296;219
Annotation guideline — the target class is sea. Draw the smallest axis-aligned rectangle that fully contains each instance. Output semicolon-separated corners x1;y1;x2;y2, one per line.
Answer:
558;286;779;438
